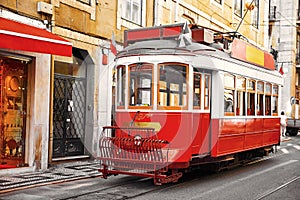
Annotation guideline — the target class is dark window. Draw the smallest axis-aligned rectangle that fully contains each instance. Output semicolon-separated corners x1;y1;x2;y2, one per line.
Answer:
234;0;243;17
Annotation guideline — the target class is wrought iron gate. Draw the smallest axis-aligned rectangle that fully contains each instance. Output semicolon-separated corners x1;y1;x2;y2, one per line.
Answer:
53;74;86;158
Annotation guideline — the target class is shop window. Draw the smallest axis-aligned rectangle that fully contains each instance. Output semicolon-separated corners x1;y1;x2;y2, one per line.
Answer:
158;63;188;109
272;85;278;115
122;0;142;25
236;76;246;116
129;63;153;107
247;80;255;115
0;56;29;168
224;73;235;115
117;65;126;107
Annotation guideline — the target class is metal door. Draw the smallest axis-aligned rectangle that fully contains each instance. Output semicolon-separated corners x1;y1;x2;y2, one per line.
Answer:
52;74;86;158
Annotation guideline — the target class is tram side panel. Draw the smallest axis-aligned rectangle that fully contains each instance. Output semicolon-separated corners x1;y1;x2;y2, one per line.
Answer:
211;118;280;157
210;71;280;157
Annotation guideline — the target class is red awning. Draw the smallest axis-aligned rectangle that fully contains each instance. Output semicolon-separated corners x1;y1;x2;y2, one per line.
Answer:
0;17;72;57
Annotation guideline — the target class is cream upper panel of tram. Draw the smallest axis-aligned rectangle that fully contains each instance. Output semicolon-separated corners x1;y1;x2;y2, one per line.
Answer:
117;53;282;86
190;53;283;86
116;54;193;66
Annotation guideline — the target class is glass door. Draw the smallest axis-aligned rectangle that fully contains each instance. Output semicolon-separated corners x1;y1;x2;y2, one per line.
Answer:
0;57;27;169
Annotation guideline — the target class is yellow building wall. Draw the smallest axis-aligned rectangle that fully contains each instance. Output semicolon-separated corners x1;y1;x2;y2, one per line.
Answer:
156;0;267;48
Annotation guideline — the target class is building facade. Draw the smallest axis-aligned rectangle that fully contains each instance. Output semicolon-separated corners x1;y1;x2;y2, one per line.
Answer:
0;0;275;174
269;0;299;115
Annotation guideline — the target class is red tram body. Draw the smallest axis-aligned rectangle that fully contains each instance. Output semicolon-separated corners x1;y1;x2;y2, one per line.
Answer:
98;23;283;185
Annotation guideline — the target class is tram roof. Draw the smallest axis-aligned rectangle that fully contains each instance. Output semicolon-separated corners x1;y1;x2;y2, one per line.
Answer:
117;39;230;58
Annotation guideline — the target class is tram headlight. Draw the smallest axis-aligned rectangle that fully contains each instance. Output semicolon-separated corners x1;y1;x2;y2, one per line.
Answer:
134;135;142;146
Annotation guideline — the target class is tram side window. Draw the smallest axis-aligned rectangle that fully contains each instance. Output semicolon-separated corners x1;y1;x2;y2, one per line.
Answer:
236;76;246;116
224;73;235;116
272;85;279;115
193;72;201;108
247;80;255;115
204;74;210;110
257;81;264;115
117;65;126;107
265;83;272;115
129;63;153;107
158;63;187;109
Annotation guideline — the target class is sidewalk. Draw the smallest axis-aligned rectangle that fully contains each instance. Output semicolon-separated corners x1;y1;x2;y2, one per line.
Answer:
0;160;100;194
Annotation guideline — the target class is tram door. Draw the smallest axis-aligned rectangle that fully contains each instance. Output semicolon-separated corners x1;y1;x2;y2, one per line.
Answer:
52;49;87;158
192;71;211;155
0;57;28;168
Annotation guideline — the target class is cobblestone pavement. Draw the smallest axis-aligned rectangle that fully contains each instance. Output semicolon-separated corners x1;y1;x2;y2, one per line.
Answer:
0;160;100;193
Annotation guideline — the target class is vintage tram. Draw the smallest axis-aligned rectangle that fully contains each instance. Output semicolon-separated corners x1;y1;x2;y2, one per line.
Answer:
98;23;283;185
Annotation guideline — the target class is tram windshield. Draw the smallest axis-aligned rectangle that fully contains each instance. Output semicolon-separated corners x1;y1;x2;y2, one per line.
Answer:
129;63;153;107
158;63;187;108
116;62;188;109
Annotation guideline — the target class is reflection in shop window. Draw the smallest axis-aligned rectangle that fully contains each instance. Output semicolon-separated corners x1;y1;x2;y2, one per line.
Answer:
129;63;153;107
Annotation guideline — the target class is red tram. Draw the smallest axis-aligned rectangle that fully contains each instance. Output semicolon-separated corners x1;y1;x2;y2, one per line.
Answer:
98;23;283;185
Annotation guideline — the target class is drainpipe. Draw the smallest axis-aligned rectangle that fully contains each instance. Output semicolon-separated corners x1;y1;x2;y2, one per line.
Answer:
48;0;56;165
154;0;159;26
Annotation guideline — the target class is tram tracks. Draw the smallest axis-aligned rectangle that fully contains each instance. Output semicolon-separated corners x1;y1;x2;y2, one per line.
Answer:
254;175;300;200
57;148;299;200
57;176;170;200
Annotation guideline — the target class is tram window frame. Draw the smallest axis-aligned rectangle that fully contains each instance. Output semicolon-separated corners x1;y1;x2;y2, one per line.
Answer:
116;65;126;108
193;71;202;109
224;73;235;116
128;63;154;109
257;81;264;115
204;74;210;110
272;85;279;115
157;63;188;110
236;76;246;116
265;83;272;116
247;79;256;116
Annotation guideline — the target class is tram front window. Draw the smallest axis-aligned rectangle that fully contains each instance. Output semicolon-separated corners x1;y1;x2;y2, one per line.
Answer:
158;63;187;109
117;66;126;107
129;63;153;107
